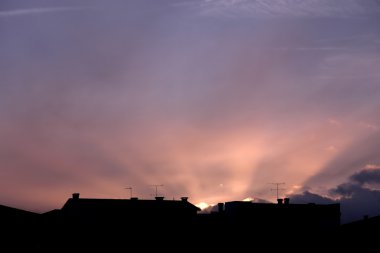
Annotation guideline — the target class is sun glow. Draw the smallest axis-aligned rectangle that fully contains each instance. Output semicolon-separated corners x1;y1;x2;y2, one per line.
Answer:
195;202;210;210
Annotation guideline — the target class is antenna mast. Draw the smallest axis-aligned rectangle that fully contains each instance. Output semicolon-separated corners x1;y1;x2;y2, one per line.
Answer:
149;184;164;197
125;187;133;199
269;182;286;199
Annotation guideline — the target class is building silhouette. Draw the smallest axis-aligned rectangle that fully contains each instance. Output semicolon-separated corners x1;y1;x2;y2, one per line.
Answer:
196;197;341;246
223;198;340;230
0;204;39;250
0;194;348;250
341;214;380;238
60;193;200;223
39;193;202;249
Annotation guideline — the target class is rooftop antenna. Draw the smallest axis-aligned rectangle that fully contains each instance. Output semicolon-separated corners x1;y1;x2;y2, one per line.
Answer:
269;182;286;200
125;187;133;199
149;184;164;197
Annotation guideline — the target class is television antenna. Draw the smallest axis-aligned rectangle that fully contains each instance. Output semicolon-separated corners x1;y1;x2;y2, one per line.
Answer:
269;182;286;199
125;187;133;199
149;184;164;197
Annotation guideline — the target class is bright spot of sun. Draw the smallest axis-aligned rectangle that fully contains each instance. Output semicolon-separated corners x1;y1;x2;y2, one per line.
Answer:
195;202;210;210
243;197;254;202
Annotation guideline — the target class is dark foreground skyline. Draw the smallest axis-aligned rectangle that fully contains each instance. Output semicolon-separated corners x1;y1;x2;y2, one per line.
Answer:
1;193;378;250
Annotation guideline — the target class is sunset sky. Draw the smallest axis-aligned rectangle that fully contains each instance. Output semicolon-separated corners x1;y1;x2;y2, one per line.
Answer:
1;0;380;222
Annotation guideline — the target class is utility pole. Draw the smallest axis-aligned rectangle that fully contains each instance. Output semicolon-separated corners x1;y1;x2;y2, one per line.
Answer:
269;182;286;200
149;184;164;197
125;187;133;199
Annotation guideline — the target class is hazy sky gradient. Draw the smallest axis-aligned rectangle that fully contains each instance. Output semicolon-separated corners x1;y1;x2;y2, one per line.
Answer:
1;0;380;214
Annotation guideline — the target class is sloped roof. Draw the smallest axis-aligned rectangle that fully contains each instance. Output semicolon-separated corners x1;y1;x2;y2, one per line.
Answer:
343;214;380;227
224;201;341;217
0;204;38;218
61;197;200;215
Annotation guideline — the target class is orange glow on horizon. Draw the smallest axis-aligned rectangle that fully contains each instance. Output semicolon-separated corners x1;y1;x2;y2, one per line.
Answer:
195;202;210;210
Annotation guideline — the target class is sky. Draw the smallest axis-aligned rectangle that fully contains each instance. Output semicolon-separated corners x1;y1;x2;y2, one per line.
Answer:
1;0;380;222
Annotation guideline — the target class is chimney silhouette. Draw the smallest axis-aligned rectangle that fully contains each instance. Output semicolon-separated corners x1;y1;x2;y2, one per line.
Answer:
277;198;283;205
284;198;290;205
72;193;80;200
218;203;224;213
181;197;188;202
155;196;164;201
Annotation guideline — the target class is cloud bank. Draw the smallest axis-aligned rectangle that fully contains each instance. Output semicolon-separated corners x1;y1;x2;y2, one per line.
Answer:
291;168;380;223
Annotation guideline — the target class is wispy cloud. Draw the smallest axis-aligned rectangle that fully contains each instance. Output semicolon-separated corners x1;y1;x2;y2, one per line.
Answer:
317;33;377;43
0;6;91;18
359;122;380;131
276;47;348;51
199;0;380;18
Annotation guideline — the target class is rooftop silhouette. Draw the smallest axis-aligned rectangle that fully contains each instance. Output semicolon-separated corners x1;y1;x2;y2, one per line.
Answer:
2;193;379;250
60;193;200;222
223;198;340;229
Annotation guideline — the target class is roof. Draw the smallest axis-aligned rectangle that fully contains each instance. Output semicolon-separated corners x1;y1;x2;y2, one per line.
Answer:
226;201;340;209
0;204;38;218
343;215;380;227
61;196;200;217
224;201;341;217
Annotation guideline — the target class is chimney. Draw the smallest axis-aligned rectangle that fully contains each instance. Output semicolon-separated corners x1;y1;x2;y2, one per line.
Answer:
181;197;188;202
130;197;138;201
277;198;283;205
284;198;290;205
218;203;224;213
72;193;80;200
155;196;164;201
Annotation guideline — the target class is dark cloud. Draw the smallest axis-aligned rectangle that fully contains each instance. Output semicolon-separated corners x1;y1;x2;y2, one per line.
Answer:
330;183;362;197
349;169;380;186
290;191;336;205
291;169;380;223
